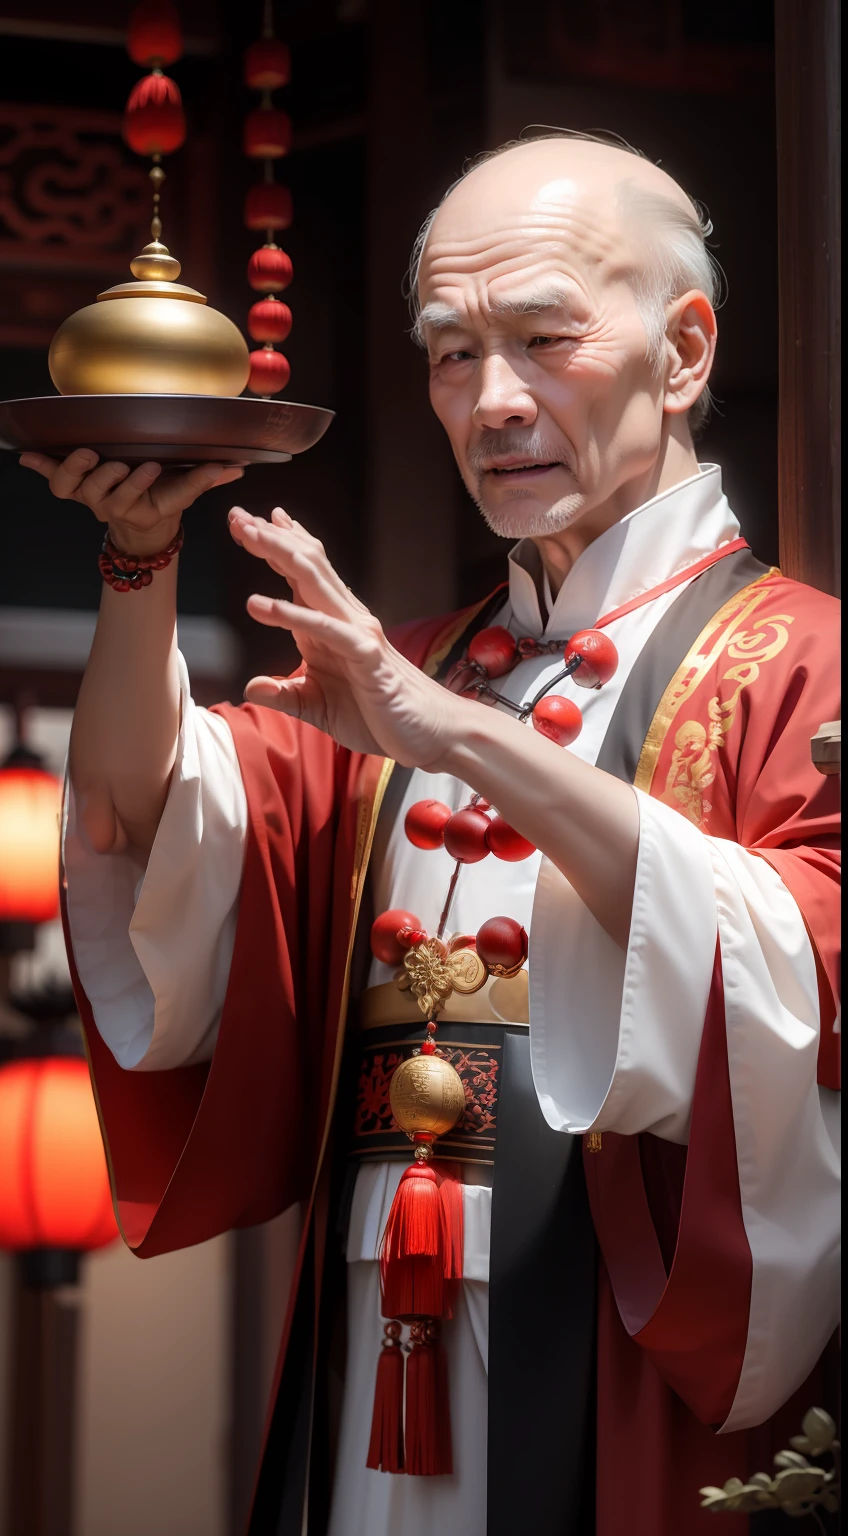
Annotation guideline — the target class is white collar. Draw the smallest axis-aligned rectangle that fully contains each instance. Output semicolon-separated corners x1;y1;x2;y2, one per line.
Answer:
506;464;741;639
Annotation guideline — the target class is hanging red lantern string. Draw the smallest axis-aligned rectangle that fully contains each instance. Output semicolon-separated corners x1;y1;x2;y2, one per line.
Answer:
244;0;293;396
123;1;186;251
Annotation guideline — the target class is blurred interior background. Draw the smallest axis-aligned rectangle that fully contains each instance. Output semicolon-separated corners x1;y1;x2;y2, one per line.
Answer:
0;1;839;1533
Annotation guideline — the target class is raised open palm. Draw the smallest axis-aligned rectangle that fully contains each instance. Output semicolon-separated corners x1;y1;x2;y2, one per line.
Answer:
230;507;460;766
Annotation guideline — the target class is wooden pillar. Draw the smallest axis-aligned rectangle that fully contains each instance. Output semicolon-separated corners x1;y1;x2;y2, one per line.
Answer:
7;1275;80;1536
774;0;841;595
364;0;460;623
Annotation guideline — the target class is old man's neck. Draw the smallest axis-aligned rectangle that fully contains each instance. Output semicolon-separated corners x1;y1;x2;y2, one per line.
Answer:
534;423;701;599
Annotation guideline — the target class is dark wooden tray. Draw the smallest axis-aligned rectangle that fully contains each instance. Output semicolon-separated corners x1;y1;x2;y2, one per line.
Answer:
0;393;334;466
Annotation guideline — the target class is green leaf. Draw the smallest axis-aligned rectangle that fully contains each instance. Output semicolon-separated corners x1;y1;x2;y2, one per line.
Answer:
800;1407;836;1453
772;1467;827;1503
774;1450;812;1469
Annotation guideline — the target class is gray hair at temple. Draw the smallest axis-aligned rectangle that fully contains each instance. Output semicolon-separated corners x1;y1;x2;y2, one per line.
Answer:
407;130;722;432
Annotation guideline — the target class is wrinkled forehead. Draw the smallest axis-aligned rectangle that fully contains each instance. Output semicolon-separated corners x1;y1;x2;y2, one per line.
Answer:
418;173;634;314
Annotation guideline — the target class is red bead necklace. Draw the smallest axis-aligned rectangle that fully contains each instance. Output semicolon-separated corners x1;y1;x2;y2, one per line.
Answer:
446;625;619;748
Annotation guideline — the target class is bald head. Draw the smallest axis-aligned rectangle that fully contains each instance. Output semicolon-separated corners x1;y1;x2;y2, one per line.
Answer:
413;137;717;399
411;131;719;545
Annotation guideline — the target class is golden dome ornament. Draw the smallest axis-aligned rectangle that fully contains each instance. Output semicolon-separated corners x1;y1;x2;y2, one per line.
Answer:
0;159;332;467
48;237;251;399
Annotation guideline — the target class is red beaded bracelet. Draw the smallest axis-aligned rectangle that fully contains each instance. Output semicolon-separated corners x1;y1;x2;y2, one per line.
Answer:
98;525;184;591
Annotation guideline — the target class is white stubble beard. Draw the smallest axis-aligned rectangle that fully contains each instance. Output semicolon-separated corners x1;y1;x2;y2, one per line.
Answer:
472;481;589;539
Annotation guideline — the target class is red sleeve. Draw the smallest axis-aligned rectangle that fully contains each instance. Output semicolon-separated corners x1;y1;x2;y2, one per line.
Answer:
64;605;480;1259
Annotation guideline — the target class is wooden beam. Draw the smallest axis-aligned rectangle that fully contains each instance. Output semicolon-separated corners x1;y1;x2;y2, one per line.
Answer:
774;0;841;595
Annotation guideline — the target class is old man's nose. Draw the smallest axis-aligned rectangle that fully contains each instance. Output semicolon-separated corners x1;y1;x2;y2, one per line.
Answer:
471;353;537;431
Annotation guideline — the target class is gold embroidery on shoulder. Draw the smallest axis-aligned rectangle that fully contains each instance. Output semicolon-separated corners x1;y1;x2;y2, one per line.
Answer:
658;604;794;827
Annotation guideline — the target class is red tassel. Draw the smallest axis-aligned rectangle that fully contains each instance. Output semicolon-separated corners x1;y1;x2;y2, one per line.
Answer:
405;1323;452;1475
370;1159;464;1476
366;1323;405;1473
383;1161;442;1259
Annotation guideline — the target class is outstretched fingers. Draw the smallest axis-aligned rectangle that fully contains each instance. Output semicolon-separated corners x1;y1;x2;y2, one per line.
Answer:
232;509;366;622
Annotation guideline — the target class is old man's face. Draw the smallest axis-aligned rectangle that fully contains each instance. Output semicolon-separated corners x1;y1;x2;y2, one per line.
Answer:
418;141;692;542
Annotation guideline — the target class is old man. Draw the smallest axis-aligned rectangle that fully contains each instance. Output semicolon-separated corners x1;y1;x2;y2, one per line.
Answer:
23;134;840;1536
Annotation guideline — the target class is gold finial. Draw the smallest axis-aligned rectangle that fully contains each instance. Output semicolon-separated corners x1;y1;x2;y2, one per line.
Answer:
149;154;166;242
130;240;182;283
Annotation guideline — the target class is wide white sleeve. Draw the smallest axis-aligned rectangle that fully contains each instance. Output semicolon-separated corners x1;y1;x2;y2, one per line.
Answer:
530;788;840;1429
63;653;248;1071
529;789;825;1144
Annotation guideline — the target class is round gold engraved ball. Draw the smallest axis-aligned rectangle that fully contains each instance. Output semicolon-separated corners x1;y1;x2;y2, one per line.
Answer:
389;1053;466;1139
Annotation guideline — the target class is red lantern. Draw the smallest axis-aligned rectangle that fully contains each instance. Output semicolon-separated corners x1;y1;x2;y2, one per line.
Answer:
248;347;290;395
247;244;293;293
247;298;292;344
244;37;291;90
243;107;292;159
0;1058;118;1253
244;182;293;231
123;71;186;157
0;763;60;924
127;0;183;67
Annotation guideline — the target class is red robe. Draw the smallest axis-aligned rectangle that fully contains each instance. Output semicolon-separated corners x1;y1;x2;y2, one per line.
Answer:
64;572;840;1535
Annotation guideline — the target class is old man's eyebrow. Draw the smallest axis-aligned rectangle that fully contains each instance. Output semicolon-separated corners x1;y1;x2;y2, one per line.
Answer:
414;284;577;346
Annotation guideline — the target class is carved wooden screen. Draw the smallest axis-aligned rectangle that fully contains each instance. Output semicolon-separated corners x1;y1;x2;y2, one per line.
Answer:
0;103;149;348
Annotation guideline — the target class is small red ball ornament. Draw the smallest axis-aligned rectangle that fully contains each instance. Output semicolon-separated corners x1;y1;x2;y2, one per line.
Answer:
244;37;292;90
247;299;292;344
404;799;452;850
370;909;423;964
476;916;528;972
443;808;491;864
565;629;619;690
123;71;186;156
468;626;518;679
127;0;183;67
531;695;583;747
247;244;293;292
243;106;292;159
248;347;290;395
485;815;536;862
244;182;293;232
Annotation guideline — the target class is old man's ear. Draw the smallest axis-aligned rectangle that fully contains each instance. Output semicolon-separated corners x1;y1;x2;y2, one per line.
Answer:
662;289;717;418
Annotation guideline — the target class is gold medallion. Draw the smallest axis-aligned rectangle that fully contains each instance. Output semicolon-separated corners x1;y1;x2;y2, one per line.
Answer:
446;947;487;995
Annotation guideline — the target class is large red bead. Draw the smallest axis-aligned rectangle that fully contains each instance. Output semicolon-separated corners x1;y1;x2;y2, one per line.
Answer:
485;815;536;862
244;182;293;232
244;106;292;158
476;916;528;971
404;799;452;850
443;808;491;863
565;629;619;689
123;71;186;156
127;0;183;67
247;348;290;395
244;37;291;90
370;909;422;964
467;626;518;679
247;299;292;344
531;695;582;747
247;245;293;292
